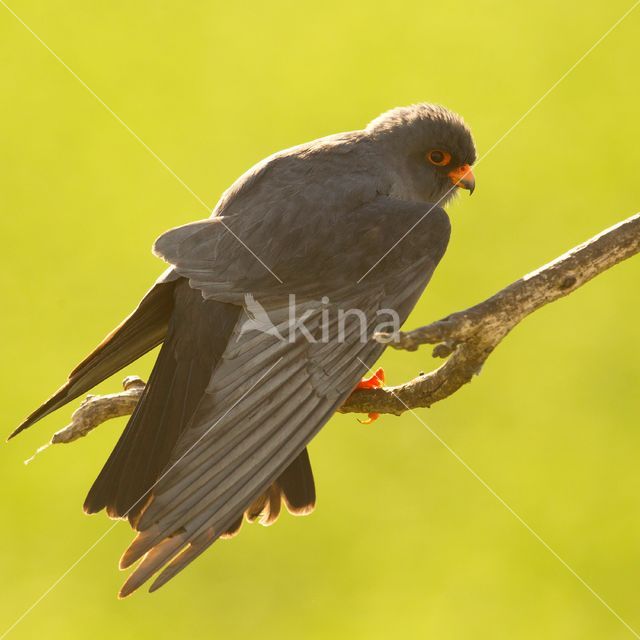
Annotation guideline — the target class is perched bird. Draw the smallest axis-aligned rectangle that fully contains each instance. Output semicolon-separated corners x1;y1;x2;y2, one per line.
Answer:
11;103;476;596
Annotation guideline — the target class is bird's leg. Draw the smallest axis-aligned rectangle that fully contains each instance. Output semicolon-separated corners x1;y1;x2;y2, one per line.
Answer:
355;367;385;424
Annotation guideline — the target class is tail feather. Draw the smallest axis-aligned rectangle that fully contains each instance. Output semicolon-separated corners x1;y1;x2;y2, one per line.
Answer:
278;446;316;515
9;281;177;440
244;447;316;526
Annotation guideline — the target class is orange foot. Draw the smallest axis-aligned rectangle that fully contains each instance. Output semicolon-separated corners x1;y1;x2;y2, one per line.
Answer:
356;367;385;424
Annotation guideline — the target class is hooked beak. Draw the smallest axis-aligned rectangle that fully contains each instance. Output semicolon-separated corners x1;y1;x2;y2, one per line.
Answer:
448;164;475;194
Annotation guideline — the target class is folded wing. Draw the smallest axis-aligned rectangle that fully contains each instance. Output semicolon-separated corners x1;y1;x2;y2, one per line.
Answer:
120;197;451;595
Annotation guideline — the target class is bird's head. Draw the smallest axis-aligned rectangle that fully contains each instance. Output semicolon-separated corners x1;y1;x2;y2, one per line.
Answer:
366;103;476;206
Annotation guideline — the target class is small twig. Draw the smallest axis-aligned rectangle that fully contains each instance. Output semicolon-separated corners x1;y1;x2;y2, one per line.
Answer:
25;376;145;463
29;213;640;452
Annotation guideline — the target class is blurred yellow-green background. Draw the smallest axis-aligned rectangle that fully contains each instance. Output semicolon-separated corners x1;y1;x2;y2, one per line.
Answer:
1;1;639;638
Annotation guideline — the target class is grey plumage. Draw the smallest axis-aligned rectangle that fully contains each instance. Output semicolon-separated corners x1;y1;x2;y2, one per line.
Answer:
11;103;476;596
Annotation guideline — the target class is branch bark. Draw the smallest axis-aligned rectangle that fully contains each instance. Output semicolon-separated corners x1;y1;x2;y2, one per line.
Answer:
30;213;640;456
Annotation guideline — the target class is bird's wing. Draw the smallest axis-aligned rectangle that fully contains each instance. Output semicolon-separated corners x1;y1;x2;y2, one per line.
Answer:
119;197;451;595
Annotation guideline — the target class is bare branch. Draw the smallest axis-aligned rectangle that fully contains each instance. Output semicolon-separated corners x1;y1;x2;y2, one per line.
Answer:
30;212;640;457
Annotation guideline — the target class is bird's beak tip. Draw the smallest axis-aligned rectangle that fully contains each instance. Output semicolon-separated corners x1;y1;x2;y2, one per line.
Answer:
448;164;475;195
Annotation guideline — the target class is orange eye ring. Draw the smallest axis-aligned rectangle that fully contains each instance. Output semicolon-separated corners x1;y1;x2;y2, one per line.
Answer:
427;149;451;166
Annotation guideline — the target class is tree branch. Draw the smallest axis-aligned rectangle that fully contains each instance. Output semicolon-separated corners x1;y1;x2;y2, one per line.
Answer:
28;213;640;459
341;212;640;415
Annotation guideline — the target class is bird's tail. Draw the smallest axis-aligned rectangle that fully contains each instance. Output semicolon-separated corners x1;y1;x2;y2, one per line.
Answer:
9;280;177;440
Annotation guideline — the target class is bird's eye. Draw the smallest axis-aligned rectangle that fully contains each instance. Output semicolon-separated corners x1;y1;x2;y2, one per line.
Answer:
427;149;451;166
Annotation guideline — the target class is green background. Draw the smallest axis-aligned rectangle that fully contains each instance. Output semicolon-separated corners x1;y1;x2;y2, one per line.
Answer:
1;1;639;638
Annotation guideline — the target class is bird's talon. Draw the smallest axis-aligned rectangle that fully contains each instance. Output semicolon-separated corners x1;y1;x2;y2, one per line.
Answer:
356;367;385;390
358;412;380;425
356;368;385;423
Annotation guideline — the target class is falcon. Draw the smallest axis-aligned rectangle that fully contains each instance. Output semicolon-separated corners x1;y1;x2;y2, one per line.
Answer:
11;103;476;596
